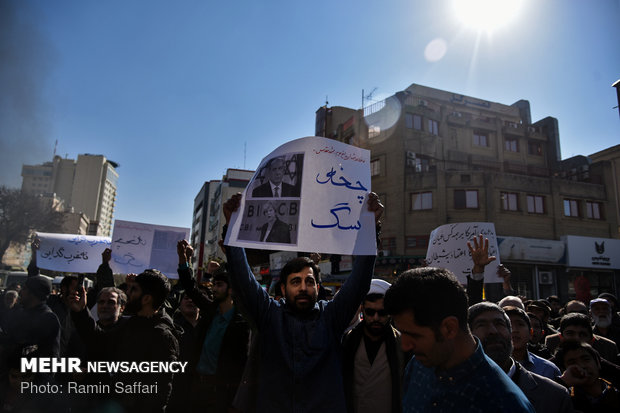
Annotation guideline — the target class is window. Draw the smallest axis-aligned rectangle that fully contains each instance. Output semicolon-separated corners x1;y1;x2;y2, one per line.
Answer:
505;138;519;152
586;201;603;220
428;119;439;135
406;236;429;249
368;125;381;139
527;195;545;214
414;114;422;130
501;192;518;211
370;159;380;176
473;132;489;147
528;141;543;156
411;192;432;210
408;156;430;172
455;190;478;209
405;113;422;130
563;199;579;217
382;237;396;250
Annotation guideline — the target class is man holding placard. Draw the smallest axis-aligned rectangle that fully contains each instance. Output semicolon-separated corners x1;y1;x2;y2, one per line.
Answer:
221;192;381;412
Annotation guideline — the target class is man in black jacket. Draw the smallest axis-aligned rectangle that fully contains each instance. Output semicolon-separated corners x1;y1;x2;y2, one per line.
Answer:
342;278;407;413
70;269;180;413
176;240;250;413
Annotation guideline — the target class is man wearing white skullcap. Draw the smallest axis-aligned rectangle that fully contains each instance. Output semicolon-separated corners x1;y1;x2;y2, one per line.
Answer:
342;278;409;413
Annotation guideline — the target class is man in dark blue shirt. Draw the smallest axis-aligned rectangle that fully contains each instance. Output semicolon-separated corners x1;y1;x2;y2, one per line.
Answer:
221;192;381;412
384;267;535;413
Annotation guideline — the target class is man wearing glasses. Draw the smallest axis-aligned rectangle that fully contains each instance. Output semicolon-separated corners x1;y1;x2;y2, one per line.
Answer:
342;279;408;413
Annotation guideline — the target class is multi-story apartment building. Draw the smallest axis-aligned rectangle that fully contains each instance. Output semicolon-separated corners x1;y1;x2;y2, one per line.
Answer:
192;168;254;280
316;83;619;301
21;154;119;236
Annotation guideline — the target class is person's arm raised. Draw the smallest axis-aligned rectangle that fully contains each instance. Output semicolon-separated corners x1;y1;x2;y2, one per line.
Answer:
223;194;274;325
465;234;496;305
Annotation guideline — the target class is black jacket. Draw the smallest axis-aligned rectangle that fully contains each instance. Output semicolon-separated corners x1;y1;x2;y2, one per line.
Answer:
342;322;407;413
177;265;250;410
72;308;180;413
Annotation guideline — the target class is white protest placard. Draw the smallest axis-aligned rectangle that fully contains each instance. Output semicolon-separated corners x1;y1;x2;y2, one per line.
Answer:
225;136;376;255
425;222;501;285
111;220;190;279
36;233;111;273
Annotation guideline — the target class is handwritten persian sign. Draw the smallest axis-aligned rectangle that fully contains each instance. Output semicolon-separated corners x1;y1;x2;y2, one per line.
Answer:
111;220;190;279
225;136;375;255
425;222;501;284
36;233;111;273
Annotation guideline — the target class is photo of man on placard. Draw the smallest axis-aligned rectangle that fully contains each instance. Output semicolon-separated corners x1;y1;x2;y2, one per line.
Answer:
250;154;302;198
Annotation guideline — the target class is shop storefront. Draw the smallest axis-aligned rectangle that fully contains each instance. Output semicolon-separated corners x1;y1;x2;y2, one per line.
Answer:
563;235;620;303
494;235;620;303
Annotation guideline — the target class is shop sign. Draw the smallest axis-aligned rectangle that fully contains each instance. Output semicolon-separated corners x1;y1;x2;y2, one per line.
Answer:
563;235;620;269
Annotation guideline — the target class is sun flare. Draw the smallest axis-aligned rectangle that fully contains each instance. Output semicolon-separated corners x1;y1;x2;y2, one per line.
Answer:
453;0;524;33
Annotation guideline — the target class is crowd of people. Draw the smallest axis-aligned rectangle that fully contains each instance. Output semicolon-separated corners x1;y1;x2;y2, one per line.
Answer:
0;192;619;412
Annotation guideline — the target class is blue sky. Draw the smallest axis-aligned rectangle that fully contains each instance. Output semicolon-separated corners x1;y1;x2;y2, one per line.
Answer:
1;0;618;230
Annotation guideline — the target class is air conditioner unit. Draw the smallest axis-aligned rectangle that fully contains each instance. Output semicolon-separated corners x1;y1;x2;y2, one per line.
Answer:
419;99;428;107
452;111;462;118
527;126;536;133
538;271;553;285
379;250;391;257
406;151;416;159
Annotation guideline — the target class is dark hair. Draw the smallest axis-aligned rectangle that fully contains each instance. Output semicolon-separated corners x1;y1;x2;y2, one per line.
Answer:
280;257;320;286
527;312;544;331
564;299;587;314
504;306;531;330
559;313;592;336
60;275;79;291
527;300;551;316
135;269;170;310
97;287;127;307
547;295;560;304
384;267;469;331
365;293;384;303
212;268;231;288
468;302;511;332
554;340;601;371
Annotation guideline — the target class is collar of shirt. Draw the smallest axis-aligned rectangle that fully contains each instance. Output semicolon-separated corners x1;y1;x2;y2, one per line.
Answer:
218;306;235;321
435;337;486;383
506;358;517;378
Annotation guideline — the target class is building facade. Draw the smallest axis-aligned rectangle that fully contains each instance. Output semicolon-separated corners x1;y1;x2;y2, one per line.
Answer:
316;83;619;301
191;168;254;280
21;154;119;236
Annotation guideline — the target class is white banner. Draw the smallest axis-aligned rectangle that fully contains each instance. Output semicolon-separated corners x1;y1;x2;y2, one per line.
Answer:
425;222;501;285
225;136;376;255
111;220;190;279
36;233;111;273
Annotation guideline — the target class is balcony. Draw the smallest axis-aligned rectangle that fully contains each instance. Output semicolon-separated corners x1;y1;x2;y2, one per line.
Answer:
526;126;544;139
447;112;469;126
502;122;526;137
470;117;496;131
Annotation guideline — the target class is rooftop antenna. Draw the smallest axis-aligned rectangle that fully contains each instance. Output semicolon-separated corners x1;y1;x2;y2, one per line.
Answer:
325;95;329;106
53;139;58;157
362;87;378;112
